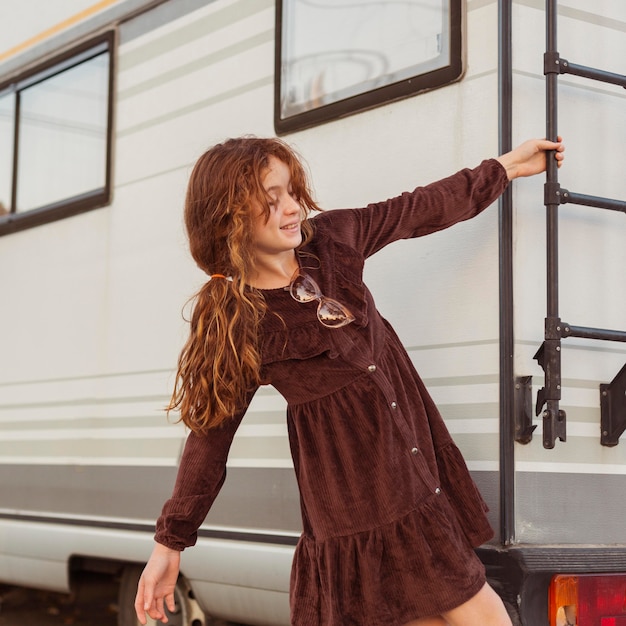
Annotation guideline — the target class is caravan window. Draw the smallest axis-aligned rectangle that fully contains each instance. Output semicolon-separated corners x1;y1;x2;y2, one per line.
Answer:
0;33;113;236
275;0;463;134
0;90;14;218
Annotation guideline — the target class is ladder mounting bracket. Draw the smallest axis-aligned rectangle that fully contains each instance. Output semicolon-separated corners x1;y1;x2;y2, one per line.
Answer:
534;339;562;416
600;363;626;447
544;51;564;75
515;376;536;444
544;182;570;206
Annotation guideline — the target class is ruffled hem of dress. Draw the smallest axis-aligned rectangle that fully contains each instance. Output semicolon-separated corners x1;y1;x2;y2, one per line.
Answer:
289;492;489;626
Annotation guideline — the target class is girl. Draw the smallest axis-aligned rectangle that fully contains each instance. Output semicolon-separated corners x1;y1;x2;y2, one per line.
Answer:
135;136;564;626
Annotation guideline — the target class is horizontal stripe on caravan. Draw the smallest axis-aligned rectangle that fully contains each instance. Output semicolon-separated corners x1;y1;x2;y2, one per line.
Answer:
451;404;598;426
0;455;179;466
0;412;169;427
0;390;498;429
0;0;119;63
516;0;626;33
0;418;500;443
406;338;498;351
0;363;502;391
117;74;273;138
118;29;273;100
517;462;626;475
0;438;181;462
517;429;626;468
0;465;303;531
5;431;621;469
0;409;285;429
427;375;623;391
0;511;300;546
0;376;503;413
0;382;283;414
446;418;498;434
0;456;295;468
0;422;287;441
0;438;289;464
518;338;626;356
0;436;503;466
441;405;596;426
119;0;272;72
466;460;499;471
0;393;168;411
528;420;621;439
115;68;500;139
0;414;168;428
514;69;626;100
0;367;173;389
422;373;497;386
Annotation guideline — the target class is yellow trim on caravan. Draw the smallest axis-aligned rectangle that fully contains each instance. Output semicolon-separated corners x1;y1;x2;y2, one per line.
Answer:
0;0;120;62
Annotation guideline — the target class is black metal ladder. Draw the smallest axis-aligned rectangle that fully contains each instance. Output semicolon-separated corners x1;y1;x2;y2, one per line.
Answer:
519;0;626;449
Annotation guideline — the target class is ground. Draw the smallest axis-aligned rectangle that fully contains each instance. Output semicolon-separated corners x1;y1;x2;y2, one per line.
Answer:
0;573;243;626
0;572;118;626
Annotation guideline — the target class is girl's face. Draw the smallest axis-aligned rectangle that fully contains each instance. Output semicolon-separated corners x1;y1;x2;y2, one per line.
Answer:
251;156;303;259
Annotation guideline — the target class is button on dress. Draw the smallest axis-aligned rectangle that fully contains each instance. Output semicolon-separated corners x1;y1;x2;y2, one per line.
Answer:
155;159;510;625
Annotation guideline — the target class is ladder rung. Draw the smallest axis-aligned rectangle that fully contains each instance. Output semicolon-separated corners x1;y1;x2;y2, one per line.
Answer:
561;190;626;213
560;59;626;88
562;325;626;343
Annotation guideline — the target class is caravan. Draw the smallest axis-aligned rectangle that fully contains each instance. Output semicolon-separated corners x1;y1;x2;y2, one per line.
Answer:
0;1;625;624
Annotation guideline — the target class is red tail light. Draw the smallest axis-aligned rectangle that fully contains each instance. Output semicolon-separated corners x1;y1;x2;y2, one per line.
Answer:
550;574;626;626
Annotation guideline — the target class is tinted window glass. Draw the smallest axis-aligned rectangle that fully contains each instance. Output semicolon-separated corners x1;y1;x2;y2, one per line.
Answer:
16;52;109;212
276;0;462;133
0;91;14;216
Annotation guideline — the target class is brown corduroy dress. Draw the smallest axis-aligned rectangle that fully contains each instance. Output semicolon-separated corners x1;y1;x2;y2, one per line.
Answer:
155;159;510;625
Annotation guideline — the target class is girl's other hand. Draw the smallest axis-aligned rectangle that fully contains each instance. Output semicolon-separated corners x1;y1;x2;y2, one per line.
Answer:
134;543;181;624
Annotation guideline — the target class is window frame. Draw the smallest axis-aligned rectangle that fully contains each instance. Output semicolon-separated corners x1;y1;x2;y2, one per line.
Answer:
274;0;464;135
0;31;115;237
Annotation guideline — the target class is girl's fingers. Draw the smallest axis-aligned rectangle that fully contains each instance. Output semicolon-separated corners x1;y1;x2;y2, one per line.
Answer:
165;593;177;614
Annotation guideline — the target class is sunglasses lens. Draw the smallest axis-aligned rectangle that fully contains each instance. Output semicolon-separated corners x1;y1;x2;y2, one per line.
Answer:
290;274;320;302
288;271;355;328
317;298;356;328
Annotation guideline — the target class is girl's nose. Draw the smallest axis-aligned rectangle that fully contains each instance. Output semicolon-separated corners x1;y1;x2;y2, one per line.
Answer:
285;194;301;213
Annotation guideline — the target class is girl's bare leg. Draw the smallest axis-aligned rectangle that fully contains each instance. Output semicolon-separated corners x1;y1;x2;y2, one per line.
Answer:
403;618;448;626
403;582;511;626
441;582;512;626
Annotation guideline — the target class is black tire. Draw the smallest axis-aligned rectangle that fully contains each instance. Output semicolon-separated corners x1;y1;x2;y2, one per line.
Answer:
117;564;206;626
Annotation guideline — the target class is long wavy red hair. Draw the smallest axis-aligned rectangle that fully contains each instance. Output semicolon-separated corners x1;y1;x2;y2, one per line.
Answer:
169;137;320;432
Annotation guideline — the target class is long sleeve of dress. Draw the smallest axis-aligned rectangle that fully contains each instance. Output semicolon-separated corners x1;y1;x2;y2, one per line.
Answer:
154;388;257;550
320;159;509;258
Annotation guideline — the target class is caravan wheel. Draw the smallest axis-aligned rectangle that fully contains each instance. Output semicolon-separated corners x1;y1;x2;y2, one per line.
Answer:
118;564;206;626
